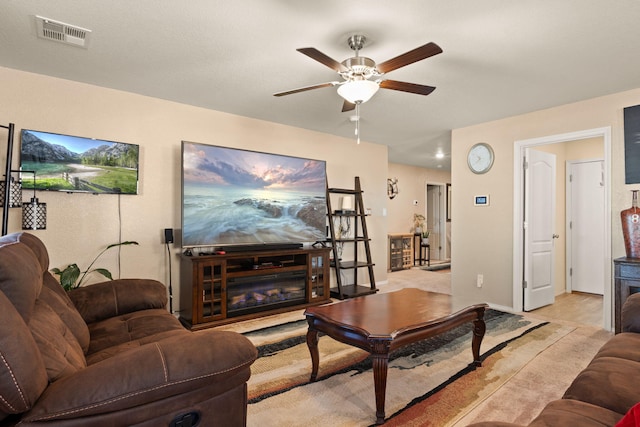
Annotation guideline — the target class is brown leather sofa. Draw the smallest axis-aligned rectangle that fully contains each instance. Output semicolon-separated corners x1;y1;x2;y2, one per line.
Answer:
0;232;258;426
469;292;640;427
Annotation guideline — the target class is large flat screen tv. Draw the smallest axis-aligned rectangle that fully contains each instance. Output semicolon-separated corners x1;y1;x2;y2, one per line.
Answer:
182;141;327;248
20;129;140;194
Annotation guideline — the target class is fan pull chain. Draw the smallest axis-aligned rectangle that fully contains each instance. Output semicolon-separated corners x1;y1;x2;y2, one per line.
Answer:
355;103;360;144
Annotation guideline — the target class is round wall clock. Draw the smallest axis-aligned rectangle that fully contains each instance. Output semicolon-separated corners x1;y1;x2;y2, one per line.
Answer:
467;143;494;174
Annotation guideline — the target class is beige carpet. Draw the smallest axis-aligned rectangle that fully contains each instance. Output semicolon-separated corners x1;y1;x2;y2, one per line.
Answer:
454;320;612;426
381;267;452;295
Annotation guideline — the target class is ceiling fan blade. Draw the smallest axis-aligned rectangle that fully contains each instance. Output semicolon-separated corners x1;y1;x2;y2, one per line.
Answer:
273;82;338;97
341;100;356;112
376;42;443;74
297;48;348;73
379;80;436;96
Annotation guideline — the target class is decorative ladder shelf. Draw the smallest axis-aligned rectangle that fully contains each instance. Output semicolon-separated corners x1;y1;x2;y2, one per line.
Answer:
326;176;377;299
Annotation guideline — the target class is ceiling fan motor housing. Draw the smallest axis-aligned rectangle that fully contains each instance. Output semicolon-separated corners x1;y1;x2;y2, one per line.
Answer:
340;57;378;81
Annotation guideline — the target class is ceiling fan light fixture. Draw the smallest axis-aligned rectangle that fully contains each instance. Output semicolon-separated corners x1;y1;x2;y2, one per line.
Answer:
337;80;379;104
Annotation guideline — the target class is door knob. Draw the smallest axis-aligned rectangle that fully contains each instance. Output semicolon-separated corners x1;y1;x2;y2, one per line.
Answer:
552;234;560;239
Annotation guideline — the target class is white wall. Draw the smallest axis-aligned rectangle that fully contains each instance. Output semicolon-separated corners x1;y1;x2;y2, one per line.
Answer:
0;66;389;313
451;88;640;315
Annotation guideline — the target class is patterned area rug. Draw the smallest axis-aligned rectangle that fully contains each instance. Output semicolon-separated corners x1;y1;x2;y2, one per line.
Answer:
243;310;575;427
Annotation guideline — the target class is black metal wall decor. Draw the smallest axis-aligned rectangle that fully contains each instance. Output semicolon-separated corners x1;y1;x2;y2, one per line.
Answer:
387;177;398;199
2;123;47;235
1;123;15;236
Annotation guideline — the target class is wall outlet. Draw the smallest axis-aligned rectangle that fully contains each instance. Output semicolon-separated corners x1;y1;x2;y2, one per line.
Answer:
477;274;483;288
164;228;174;244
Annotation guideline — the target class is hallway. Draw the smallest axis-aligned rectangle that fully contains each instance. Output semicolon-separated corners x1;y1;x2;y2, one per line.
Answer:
530;291;603;328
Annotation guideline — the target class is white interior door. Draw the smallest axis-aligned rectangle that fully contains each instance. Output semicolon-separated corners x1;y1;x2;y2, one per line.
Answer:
524;148;557;311
426;184;443;260
568;160;605;295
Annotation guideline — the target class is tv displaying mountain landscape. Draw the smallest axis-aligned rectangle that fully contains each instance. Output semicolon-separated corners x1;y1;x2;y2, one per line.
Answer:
182;141;327;248
20;129;139;194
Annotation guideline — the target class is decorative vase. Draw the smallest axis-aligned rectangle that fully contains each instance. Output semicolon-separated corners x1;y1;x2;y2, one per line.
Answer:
621;190;640;258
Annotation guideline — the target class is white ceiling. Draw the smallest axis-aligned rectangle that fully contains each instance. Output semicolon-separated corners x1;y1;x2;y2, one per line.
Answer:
2;1;640;170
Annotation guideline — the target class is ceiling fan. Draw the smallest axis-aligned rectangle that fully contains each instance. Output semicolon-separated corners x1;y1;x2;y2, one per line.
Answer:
273;35;442;113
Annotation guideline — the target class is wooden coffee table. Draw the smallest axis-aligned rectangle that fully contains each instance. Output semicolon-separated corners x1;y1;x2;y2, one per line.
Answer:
304;288;488;425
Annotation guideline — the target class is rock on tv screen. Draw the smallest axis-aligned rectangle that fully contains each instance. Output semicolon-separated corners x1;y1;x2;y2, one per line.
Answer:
181;141;327;248
20;129;139;195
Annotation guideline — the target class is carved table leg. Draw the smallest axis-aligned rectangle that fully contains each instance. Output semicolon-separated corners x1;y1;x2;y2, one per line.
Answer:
371;342;391;425
306;323;320;381
472;308;486;367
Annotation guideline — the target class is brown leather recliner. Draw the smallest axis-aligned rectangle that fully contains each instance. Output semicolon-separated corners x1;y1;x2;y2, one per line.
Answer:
0;232;258;426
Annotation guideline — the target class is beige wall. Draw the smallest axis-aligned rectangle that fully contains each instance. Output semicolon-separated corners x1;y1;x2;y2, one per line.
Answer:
387;163;451;234
5;64;636;317
451;89;640;313
386;163;451;265
0;66;389;312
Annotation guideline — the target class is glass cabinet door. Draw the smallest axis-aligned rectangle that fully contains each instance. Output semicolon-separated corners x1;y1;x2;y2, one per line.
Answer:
309;252;328;301
197;260;225;322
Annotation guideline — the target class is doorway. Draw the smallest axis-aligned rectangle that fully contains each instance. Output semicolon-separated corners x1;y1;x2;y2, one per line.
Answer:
426;183;447;262
513;127;611;330
567;159;605;295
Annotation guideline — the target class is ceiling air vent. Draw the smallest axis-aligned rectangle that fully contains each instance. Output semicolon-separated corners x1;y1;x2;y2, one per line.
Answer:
35;15;92;48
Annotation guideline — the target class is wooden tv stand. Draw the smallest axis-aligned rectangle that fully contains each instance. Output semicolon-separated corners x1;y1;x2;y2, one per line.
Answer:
180;247;331;330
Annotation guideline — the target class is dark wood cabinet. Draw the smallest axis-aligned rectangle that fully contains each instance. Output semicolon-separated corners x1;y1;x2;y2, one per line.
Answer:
180;247;331;330
388;234;413;271
614;257;640;333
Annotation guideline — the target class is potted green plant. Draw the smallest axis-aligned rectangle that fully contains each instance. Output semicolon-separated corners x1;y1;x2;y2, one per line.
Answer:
421;230;430;245
412;213;426;234
52;241;139;291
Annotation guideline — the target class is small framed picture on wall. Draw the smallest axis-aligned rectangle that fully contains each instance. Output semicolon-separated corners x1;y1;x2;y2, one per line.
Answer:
623;104;640;184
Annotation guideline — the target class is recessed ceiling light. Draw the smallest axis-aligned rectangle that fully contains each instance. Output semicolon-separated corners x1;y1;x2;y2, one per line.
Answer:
436;152;445;159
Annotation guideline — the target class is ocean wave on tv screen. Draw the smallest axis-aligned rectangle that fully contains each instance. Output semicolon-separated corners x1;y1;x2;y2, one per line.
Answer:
182;188;326;247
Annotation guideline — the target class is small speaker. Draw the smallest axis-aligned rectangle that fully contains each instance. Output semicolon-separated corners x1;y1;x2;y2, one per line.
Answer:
164;228;174;244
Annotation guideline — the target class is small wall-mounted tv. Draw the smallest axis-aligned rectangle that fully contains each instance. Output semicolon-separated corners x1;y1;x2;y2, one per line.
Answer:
182;141;327;248
20;129;140;194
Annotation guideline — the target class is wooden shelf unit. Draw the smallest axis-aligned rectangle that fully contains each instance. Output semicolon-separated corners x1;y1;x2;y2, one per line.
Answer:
180;247;331;329
388;234;413;271
326;176;377;299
